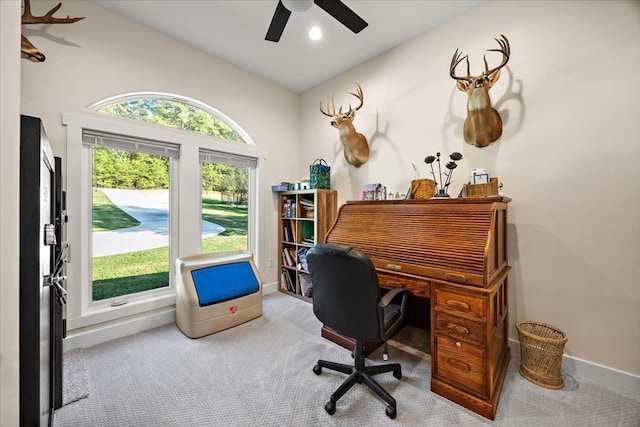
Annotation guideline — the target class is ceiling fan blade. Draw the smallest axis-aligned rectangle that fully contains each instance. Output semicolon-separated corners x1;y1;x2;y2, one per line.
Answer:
265;1;292;42
314;0;368;34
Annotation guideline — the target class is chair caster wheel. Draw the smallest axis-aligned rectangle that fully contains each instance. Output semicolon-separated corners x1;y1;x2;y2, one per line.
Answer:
325;401;336;415
393;369;402;379
385;405;397;419
313;365;322;375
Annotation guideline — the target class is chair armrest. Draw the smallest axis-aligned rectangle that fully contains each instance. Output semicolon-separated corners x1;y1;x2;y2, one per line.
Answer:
378;288;412;340
379;288;411;308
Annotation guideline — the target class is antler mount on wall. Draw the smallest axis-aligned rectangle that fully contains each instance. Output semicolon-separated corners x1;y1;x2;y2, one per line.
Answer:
450;35;511;147
21;0;85;62
320;83;369;168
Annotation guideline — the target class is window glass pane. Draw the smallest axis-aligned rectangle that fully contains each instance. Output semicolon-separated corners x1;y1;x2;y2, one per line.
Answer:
201;161;248;252
97;99;246;142
91;146;170;301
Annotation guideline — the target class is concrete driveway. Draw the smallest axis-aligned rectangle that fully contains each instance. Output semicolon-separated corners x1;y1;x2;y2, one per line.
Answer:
93;188;224;257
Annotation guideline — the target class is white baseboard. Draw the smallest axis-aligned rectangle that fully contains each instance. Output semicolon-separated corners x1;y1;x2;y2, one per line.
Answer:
509;338;640;397
262;281;278;295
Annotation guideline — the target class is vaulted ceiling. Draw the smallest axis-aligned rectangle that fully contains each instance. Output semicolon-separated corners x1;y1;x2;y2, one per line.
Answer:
93;0;485;92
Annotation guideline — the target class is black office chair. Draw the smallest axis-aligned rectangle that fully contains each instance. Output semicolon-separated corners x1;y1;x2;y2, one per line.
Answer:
307;243;411;419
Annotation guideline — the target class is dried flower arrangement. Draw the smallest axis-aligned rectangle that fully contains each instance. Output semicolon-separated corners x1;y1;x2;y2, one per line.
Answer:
424;152;463;197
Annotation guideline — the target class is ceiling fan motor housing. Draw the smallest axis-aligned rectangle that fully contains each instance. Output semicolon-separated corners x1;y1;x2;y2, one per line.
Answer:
282;0;314;13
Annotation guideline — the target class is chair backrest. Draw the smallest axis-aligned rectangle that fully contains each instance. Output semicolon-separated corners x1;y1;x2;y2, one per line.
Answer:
307;243;383;342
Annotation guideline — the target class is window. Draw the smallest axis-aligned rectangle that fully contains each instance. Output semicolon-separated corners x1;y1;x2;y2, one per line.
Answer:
200;150;257;253
83;131;179;302
92;93;248;142
63;93;265;332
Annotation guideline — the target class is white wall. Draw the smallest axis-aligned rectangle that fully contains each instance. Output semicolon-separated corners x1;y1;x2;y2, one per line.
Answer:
20;1;296;287
0;2;22;424
299;0;640;378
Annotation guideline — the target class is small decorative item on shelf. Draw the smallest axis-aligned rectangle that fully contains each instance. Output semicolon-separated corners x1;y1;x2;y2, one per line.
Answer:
271;182;290;192
410;178;436;199
423;152;463;198
310;159;331;189
465;177;499;197
359;183;386;200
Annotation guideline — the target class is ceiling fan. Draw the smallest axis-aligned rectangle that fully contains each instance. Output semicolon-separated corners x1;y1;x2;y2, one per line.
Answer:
265;0;368;42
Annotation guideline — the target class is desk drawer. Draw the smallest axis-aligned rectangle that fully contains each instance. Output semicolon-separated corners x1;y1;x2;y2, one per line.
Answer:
434;313;485;347
434;335;487;397
377;272;430;299
433;286;486;320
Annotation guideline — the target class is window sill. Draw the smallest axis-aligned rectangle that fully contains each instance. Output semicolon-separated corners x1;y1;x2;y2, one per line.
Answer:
67;291;176;332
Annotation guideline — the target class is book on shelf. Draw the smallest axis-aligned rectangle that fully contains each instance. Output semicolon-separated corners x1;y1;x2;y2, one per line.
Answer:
287;272;296;293
296;247;309;271
291;219;297;242
283;247;297;266
299;273;313;297
282;248;293;266
282;219;297;242
281;271;295;293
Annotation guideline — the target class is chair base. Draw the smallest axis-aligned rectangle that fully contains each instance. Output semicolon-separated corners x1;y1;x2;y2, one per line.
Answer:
313;341;402;419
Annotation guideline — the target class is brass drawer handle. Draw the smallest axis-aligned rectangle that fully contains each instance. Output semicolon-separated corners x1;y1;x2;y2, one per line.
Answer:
445;299;470;310
447;358;471;372
444;273;468;283
447;322;470;335
386;280;402;287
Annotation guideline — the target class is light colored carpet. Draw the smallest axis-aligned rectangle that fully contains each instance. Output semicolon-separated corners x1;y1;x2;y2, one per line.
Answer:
55;292;640;426
62;348;89;405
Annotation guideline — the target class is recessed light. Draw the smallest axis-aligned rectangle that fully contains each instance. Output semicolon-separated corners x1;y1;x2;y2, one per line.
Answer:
308;26;322;41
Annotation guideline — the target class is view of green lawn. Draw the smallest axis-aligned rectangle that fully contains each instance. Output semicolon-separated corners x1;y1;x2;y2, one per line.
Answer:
92;189;140;231
92;191;247;300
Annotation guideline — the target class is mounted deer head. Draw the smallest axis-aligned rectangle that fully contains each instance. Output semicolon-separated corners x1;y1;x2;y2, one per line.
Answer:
319;83;369;167
450;35;510;147
21;0;85;62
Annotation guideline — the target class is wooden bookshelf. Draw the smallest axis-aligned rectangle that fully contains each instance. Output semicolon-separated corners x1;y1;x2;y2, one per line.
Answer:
277;189;337;302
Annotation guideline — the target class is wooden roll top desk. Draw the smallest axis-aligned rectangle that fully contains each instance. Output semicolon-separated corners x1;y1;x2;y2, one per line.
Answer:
324;197;511;420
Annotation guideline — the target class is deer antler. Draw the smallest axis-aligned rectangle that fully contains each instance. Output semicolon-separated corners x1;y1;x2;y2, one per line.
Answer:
450;50;471;82
346;83;364;113
319;95;336;117
480;35;510;78
450;35;510;81
21;0;85;62
319;83;364;117
22;0;85;25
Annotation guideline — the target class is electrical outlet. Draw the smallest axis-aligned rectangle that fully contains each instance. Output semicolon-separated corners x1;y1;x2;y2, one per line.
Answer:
268;258;275;268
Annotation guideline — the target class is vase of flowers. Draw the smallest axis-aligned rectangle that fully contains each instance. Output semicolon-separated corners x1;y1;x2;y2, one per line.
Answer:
424;152;463;198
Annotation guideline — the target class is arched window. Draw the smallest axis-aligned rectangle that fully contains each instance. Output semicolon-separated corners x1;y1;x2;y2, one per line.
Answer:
90;92;250;143
64;93;264;331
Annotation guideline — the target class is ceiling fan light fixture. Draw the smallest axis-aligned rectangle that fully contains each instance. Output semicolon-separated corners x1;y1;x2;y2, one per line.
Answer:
308;26;323;40
282;0;314;13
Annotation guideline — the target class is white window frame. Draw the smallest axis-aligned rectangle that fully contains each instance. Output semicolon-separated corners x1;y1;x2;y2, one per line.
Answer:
63;111;265;332
83;131;179;307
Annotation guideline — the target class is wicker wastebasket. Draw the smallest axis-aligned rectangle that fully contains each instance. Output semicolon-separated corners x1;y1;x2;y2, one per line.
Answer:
516;321;568;389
